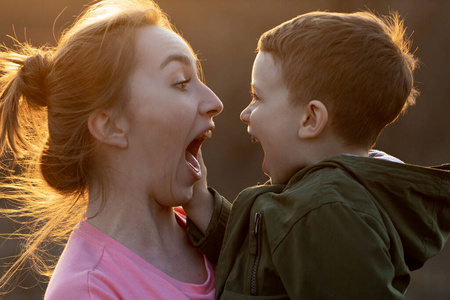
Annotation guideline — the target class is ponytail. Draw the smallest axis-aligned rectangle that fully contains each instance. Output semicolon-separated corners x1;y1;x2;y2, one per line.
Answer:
0;47;51;159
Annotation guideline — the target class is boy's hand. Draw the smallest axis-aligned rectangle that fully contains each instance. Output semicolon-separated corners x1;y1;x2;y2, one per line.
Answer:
183;149;214;233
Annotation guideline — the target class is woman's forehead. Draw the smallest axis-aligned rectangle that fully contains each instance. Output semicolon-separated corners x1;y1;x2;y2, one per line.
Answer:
134;26;196;69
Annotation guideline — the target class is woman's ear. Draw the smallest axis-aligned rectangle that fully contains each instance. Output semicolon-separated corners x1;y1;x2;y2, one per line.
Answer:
298;100;328;139
88;110;128;148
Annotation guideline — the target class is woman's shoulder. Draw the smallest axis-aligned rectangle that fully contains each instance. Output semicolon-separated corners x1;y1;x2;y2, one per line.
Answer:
45;221;108;299
52;221;108;272
45;220;151;299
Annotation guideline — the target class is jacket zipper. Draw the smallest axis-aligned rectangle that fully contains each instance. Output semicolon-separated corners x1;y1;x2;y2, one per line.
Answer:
251;212;262;295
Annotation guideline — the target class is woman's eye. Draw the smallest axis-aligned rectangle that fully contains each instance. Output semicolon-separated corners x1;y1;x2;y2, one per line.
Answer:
175;79;190;91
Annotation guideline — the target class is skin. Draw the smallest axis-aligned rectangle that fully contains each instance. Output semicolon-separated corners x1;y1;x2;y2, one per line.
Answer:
241;51;369;184
86;25;223;284
123;26;222;207
187;51;369;236
241;51;308;184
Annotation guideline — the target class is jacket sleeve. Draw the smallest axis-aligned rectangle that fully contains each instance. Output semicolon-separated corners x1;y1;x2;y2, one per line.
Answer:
272;201;406;300
187;187;231;264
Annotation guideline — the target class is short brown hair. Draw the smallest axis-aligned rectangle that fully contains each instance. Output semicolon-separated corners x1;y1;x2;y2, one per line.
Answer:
258;11;418;148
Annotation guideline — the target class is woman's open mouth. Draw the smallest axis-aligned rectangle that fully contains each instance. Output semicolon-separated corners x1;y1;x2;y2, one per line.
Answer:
185;129;212;179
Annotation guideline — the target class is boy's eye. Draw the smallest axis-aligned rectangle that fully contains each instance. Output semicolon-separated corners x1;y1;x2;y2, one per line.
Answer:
175;79;190;91
250;91;260;103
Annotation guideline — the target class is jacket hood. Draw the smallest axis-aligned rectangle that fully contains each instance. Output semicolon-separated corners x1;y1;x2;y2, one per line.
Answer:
296;156;450;270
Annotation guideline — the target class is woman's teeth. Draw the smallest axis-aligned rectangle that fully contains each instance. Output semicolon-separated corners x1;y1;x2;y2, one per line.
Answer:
199;130;212;139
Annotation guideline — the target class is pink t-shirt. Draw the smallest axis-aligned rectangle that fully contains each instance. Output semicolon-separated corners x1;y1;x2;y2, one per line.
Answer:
45;209;215;300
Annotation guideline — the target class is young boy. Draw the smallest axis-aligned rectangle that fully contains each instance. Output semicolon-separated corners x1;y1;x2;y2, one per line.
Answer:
184;11;450;299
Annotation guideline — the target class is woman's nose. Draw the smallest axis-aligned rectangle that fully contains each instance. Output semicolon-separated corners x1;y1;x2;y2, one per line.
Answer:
200;84;223;117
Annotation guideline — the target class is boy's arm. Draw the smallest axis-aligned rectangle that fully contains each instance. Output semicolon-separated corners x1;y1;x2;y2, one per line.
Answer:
186;188;231;264
273;202;405;299
183;181;215;234
183;150;231;264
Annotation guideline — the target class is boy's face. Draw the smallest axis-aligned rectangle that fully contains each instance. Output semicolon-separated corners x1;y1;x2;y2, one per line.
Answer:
240;52;306;184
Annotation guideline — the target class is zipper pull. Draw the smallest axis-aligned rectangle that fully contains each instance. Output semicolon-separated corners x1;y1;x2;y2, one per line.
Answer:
253;212;262;235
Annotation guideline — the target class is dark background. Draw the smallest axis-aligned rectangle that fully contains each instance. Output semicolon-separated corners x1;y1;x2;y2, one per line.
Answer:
1;0;449;299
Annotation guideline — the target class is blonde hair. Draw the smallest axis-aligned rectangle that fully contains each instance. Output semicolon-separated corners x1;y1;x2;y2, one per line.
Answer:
258;11;419;148
0;0;174;292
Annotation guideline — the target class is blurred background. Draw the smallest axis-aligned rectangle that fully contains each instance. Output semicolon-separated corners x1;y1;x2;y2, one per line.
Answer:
1;0;449;299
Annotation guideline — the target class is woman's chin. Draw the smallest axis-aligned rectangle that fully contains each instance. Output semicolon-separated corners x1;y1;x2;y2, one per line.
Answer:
169;184;195;207
168;159;203;207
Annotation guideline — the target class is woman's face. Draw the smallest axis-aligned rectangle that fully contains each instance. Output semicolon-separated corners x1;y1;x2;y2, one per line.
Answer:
123;25;223;207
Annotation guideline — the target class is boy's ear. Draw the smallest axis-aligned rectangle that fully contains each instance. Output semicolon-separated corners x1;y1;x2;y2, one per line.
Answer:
88;110;128;148
298;100;328;139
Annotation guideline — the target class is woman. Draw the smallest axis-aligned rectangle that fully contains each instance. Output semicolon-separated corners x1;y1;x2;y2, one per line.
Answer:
0;0;223;298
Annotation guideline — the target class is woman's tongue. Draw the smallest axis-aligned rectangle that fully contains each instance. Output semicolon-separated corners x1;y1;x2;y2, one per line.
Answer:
185;150;201;179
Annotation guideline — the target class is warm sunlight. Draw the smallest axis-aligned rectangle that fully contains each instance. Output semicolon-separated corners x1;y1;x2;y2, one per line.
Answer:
1;1;449;300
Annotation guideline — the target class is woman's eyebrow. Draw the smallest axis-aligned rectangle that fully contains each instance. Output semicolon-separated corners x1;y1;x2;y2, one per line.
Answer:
160;54;195;69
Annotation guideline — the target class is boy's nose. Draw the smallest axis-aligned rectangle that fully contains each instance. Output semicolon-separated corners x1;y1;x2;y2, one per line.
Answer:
200;84;223;117
240;105;251;124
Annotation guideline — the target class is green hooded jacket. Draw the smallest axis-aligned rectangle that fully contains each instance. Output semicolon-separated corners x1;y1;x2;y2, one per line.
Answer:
188;155;450;299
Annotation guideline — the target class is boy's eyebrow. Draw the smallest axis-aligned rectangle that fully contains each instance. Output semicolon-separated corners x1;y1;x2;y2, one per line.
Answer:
160;54;195;69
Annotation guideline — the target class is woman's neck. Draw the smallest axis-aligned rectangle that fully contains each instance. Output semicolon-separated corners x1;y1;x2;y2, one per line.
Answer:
86;186;184;260
85;179;207;284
